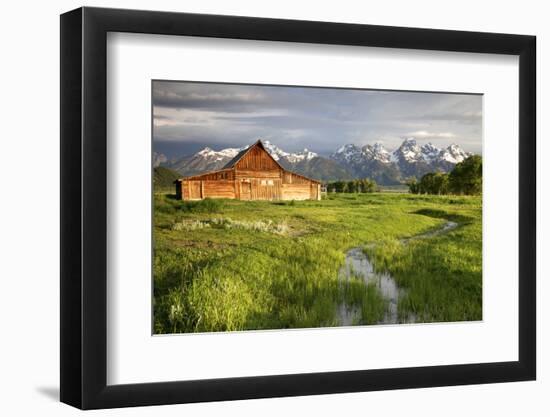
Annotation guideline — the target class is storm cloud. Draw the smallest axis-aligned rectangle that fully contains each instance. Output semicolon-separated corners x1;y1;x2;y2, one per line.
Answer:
153;80;482;158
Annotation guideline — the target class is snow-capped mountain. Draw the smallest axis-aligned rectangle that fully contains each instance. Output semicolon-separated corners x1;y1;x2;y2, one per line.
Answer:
390;138;433;177
438;143;470;164
196;146;244;161
332;142;401;184
262;140;318;163
168;140;349;181
168;145;246;177
391;138;425;164
331;138;473;183
332;142;393;164
364;143;392;164
420;142;441;162
333;144;364;164
390;138;471;166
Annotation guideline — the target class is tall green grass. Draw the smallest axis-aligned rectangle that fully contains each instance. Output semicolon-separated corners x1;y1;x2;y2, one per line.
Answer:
365;209;482;322
153;192;482;333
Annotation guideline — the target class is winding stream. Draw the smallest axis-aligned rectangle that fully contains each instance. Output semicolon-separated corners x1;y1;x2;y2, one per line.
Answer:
337;221;458;326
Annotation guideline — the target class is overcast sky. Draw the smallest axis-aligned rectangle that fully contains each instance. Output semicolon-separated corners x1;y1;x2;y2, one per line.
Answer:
153;80;482;158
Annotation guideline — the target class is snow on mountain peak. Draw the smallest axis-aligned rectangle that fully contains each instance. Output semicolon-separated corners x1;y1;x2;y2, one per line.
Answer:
332;144;362;162
393;138;423;163
420;142;442;162
169;137;474;186
260;140;289;161
439;143;470;164
261;140;318;162
195;146;245;162
292;148;318;162
372;142;388;152
336;143;359;153
190;138;471;177
362;142;391;163
388;138;472;167
421;142;439;152
197;147;213;155
194;140;318;164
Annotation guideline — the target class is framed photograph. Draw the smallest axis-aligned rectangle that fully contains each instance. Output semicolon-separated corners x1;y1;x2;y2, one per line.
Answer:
60;7;536;409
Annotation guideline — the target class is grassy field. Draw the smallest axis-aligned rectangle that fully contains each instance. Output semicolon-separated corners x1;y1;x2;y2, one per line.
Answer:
153;192;482;334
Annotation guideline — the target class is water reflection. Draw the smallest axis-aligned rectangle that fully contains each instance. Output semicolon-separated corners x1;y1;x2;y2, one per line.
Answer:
337;221;458;326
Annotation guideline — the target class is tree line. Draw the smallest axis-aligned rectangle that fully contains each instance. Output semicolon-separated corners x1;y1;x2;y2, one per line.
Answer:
407;155;482;195
327;178;378;193
324;155;481;196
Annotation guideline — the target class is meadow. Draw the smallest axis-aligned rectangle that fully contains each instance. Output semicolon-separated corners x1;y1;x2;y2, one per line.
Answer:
153;192;482;334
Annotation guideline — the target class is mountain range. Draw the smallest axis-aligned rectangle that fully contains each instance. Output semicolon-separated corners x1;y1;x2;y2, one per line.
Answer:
330;138;471;184
156;138;473;185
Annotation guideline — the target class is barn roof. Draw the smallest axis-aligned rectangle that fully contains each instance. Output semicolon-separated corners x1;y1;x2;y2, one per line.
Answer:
222;140;285;171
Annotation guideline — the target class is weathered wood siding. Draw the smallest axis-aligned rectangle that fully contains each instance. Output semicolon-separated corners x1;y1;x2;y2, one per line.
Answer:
235;146;280;171
182;179;236;200
283;172;312;184
238;180;251;200
179;178;319;201
185;180;201;200
235;169;282;179
185;170;234;181
282;184;313;200
250;178;282;200
203;180;236;199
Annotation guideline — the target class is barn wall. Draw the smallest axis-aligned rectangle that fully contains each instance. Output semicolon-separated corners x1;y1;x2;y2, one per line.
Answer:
181;180;237;200
182;178;319;200
283;172;312;184
235;169;282;179
185;170;234;181
181;180;200;200
203;180;236;199
281;183;314;200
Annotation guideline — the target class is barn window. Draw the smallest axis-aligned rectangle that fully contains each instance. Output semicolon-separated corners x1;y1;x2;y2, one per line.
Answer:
267;180;274;186
261;180;267;186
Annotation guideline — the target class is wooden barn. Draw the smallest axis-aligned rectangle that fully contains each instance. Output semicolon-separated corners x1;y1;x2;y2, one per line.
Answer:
174;140;321;201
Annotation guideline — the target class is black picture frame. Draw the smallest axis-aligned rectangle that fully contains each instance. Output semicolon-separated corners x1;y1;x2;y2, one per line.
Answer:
60;6;536;410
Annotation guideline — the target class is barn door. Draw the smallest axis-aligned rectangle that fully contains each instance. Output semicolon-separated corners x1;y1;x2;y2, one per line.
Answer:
249;179;281;200
240;181;251;200
189;181;201;200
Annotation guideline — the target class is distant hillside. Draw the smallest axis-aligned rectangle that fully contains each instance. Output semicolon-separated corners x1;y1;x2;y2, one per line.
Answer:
154;166;181;189
280;156;353;181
